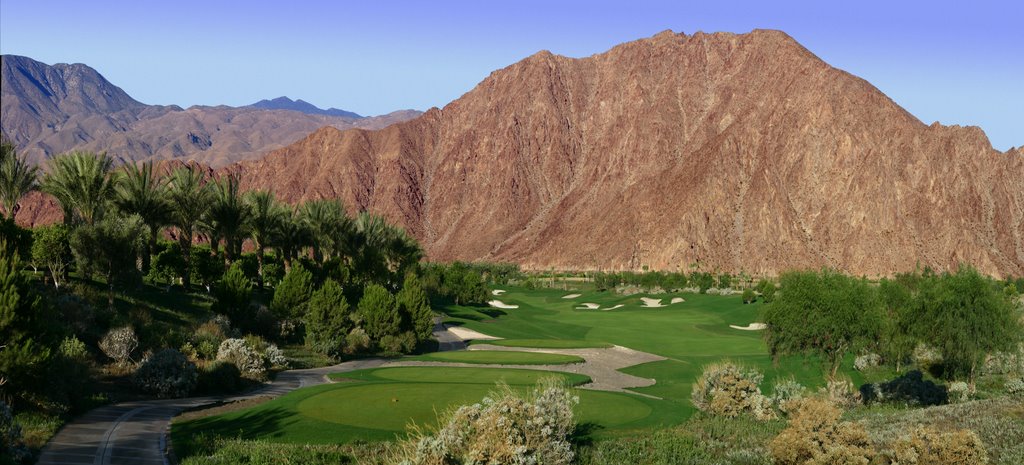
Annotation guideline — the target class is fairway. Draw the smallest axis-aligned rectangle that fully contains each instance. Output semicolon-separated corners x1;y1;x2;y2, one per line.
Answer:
405;350;584;365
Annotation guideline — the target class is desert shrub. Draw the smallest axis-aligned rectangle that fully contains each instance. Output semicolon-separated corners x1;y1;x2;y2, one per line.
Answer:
692;361;775;421
195;361;243;395
771;377;807;415
947;381;973;403
1007;377;1024;397
911;343;944;372
884;427;988;465
264;344;288;368
392;379;577;465
99;326;139;366
216;338;266;379
1;401;30;464
211;263;254;329
742;288;756;304
345;327;370;354
853;353;881;371
58;336;90;363
769;397;875;465
859;370;947;406
576;430;713;465
821;376;861;409
983;344;1024;375
271;264;314;319
133;349;197;398
756;279;776;303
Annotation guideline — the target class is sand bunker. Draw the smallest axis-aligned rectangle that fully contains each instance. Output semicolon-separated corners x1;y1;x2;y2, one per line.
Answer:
491;289;506;296
445;325;503;341
729;323;768;331
576;303;600;310
670;297;685;304
640;297;665;308
602;304;625;311
488;300;519;309
562;294;582;299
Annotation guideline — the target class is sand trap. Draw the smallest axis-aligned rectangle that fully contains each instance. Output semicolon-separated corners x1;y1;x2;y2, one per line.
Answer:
729;323;768;331
670;297;685;304
491;289;506;296
562;294;582;299
446;325;503;341
602;304;625;311
488;300;519;309
640;297;665;308
576;303;600;310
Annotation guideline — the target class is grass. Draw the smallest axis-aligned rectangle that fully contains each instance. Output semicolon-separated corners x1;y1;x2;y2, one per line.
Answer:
472;339;613;349
405;350;584;365
173;366;683;451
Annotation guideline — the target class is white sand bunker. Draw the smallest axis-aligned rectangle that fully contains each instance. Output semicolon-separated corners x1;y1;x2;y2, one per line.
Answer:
670;297;685;304
488;300;519;309
576;303;600;310
446;325;502;341
730;323;768;331
562;294;582;299
602;304;625;311
640;297;666;308
492;289;506;296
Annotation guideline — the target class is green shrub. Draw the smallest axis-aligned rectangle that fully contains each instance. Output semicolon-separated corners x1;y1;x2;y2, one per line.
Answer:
770;377;807;415
195;361;243;395
358;284;399;342
271;264;314;319
742;288;756;304
304;279;352;357
211;263;253;329
756;279;776;303
1;401;30;464
133;349;197;398
576;430;713;465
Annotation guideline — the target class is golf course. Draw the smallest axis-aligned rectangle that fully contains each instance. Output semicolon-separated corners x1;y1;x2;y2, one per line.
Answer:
172;285;851;447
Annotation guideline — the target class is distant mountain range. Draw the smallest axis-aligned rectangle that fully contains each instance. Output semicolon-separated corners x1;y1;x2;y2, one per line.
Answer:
0;55;420;166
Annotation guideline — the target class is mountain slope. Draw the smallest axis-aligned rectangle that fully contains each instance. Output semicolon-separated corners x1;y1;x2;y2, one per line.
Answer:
248;96;362;118
0;55;420;166
233;29;1024;277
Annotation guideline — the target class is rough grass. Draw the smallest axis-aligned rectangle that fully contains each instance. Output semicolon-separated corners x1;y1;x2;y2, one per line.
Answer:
406;350;584;365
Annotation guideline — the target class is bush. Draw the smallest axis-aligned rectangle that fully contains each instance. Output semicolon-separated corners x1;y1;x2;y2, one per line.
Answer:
885;427;988;465
771;377;807;415
271;264;314;319
133;349;198;398
216;338;266;379
821;376;861;409
211;263;253;329
1;401;30;464
264;344;288;368
756;279;776;303
345;327;370;354
304;279;352;358
99;326;139;366
691;361;775;421
853;353;881;371
392;379;578;465
1007;377;1024;397
195;361;243;395
769;397;875;465
947;381;973;403
859;370;947;406
358;284;400;342
741;288;756;304
912;343;944;372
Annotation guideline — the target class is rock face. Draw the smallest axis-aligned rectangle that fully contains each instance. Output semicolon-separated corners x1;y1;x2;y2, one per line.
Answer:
234;30;1024;277
0;55;421;167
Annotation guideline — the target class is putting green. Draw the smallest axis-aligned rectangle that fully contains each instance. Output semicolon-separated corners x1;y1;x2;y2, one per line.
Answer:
405;350;584;365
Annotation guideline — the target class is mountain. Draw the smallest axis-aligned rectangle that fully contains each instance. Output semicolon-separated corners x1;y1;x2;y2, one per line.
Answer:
0;55;421;166
230;29;1023;277
248;96;362;118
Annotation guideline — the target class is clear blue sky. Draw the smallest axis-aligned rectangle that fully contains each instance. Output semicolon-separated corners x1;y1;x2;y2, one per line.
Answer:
1;0;1020;150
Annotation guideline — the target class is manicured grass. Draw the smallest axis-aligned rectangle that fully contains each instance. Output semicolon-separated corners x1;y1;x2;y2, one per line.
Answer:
405;350;584;365
471;339;613;349
173;367;676;449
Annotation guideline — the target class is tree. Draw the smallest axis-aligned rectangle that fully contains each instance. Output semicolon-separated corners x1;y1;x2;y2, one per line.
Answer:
31;225;70;289
0;240;53;400
41;151;118;226
877;278;916;372
271;263;314;319
245;190;284;289
742;288;756;304
272;208;310;273
203;174;251;265
763;270;883;380
304;279;352;356
396;273;434;343
0;139;38;220
351;212;422;288
358;284;400;341
166;166;211;290
113;161;170;273
299;199;349;263
756;279;776;303
211;263;253;329
70;214;146;306
911;266;1020;386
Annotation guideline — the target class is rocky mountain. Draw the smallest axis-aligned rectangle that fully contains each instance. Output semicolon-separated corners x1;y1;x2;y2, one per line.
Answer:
231;29;1023;277
248;96;362;118
0;55;421;166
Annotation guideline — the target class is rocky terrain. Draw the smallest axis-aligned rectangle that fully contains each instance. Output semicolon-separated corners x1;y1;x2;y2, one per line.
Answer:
232;30;1023;277
0;55;420;166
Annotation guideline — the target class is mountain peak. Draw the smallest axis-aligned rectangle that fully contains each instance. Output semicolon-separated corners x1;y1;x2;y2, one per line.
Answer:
248;96;362;118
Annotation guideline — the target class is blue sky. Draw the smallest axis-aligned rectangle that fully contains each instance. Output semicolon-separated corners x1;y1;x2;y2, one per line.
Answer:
1;0;1020;150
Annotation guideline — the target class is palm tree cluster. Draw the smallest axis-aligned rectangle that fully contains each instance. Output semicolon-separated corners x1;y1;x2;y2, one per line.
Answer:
3;147;422;291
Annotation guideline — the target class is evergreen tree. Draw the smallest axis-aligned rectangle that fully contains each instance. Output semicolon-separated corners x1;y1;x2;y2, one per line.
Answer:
396;273;434;342
271;264;314;319
305;279;352;356
358;284;400;341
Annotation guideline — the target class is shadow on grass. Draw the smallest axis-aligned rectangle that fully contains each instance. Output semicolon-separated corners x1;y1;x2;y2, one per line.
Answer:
175;406;294;443
569;421;604;447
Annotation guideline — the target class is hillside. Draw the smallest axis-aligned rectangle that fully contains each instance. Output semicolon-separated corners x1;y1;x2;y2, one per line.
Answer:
233;29;1024;277
0;55;421;166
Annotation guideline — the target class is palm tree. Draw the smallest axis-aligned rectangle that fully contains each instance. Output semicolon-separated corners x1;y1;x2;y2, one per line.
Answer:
273;208;310;273
299;199;350;263
41;151;118;226
166;166;211;289
0;139;39;220
114;162;171;273
204;174;251;265
352;212;422;287
245;190;285;289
